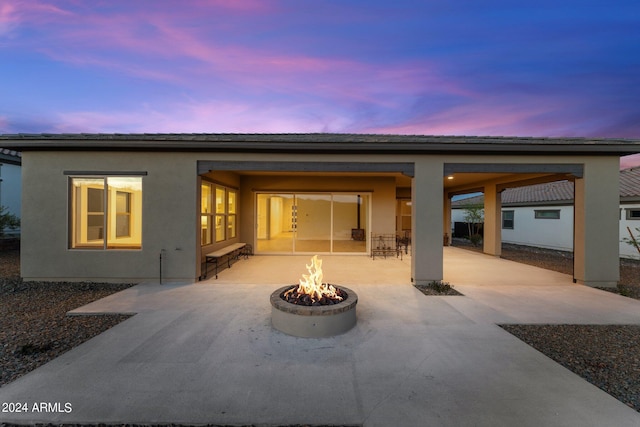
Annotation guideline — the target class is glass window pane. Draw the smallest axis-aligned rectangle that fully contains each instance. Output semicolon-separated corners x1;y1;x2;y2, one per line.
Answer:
256;193;294;253
116;192;130;213
201;183;212;214
215;214;225;242
228;190;236;214
87;188;104;212
201;215;212;245
332;194;367;253
116;214;130;237
71;178;105;248
295;194;331;252
216;187;225;213
108;177;142;248
535;210;560;219
228;215;236;238
502;210;514;229
115;192;131;238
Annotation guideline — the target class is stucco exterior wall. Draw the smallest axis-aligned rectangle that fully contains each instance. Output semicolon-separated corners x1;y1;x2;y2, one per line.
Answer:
18;147;626;287
21;151;198;283
500;205;574;251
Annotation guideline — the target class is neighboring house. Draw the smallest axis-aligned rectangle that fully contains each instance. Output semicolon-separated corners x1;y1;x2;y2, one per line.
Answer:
0;148;21;236
451;167;640;260
1;133;639;287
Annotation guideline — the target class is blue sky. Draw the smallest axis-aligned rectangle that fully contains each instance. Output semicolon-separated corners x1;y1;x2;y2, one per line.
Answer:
1;1;639;166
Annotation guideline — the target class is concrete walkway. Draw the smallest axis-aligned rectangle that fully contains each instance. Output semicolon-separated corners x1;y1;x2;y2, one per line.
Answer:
2;247;640;426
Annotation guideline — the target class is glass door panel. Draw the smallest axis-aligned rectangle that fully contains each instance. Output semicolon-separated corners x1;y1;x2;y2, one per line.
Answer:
256;192;370;254
332;194;368;253
256;193;294;253
294;194;331;253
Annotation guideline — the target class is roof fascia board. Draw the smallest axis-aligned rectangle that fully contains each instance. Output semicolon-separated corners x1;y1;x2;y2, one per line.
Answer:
198;160;415;177
1;134;639;155
444;163;583;178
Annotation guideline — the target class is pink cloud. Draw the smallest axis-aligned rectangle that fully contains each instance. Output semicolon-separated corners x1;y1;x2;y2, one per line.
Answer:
0;0;71;31
361;97;567;137
6;3;460;109
53;96;357;134
621;153;640;170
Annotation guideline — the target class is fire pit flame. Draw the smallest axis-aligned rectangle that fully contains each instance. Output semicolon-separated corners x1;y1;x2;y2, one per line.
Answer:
283;255;344;304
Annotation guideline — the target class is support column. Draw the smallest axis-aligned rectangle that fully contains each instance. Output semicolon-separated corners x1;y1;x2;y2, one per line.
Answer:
574;158;620;287
443;192;452;246
411;159;443;285
483;184;502;257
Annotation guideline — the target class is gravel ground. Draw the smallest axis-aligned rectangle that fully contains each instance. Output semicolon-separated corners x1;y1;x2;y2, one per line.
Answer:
1;246;640;418
0;250;133;387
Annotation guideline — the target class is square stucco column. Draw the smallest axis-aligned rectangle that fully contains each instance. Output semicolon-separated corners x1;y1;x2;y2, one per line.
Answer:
411;160;444;285
483;184;502;256
574;159;620;287
443;193;452;246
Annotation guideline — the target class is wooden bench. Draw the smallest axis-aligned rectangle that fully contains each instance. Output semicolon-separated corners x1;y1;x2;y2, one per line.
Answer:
371;233;402;260
204;242;248;279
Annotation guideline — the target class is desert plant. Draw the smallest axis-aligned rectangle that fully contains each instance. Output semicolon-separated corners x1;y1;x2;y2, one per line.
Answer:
463;203;484;246
427;280;453;293
623;226;640;256
0;206;19;237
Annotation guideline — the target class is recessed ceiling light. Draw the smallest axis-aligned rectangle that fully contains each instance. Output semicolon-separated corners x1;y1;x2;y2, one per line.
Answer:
447;175;454;180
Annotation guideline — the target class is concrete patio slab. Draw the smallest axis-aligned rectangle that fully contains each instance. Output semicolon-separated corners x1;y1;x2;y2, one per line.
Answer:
1;247;640;426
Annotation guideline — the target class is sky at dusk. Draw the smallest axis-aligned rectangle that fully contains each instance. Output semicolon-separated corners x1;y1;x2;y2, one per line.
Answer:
1;1;640;166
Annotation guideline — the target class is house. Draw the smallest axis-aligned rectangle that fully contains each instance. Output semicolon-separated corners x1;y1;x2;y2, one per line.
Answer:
0;148;21;236
451;167;640;259
1;133;639;287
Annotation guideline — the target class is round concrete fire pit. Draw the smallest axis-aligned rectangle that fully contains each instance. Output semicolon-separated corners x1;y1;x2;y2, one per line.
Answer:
270;285;358;338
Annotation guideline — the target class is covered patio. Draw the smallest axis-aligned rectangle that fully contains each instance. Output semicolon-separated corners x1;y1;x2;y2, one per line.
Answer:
3;247;640;426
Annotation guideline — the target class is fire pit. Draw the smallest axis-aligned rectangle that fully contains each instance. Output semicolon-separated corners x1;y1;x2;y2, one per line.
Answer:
270;255;358;338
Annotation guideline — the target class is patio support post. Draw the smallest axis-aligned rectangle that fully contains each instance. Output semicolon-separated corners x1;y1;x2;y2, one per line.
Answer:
574;158;620;287
483;184;502;257
443;192;452;246
411;159;444;285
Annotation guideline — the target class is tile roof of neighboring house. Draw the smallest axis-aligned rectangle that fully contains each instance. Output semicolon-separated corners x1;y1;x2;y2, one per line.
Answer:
620;167;640;198
453;167;640;207
0;133;639;155
0;148;21;164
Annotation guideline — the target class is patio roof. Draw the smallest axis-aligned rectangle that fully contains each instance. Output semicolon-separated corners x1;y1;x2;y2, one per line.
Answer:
452;166;640;207
1;133;639;155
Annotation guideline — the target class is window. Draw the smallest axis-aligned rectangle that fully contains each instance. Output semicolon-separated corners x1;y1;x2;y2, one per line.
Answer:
627;209;640;220
215;187;226;242
502;210;514;229
201;183;212;245
70;176;142;249
228;190;237;238
534;209;560;219
201;181;237;245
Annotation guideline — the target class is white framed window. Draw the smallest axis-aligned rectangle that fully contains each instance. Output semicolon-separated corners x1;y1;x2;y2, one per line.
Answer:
534;209;560;219
502;210;514;229
70;176;142;249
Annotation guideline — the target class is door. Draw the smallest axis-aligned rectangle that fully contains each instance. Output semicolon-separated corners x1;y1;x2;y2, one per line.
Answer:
256;192;369;254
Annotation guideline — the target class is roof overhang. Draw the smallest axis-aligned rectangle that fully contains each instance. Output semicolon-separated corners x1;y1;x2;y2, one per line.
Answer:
1;133;640;156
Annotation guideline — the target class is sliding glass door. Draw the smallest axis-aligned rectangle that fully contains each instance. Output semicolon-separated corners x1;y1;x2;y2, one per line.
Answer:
256;192;369;254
